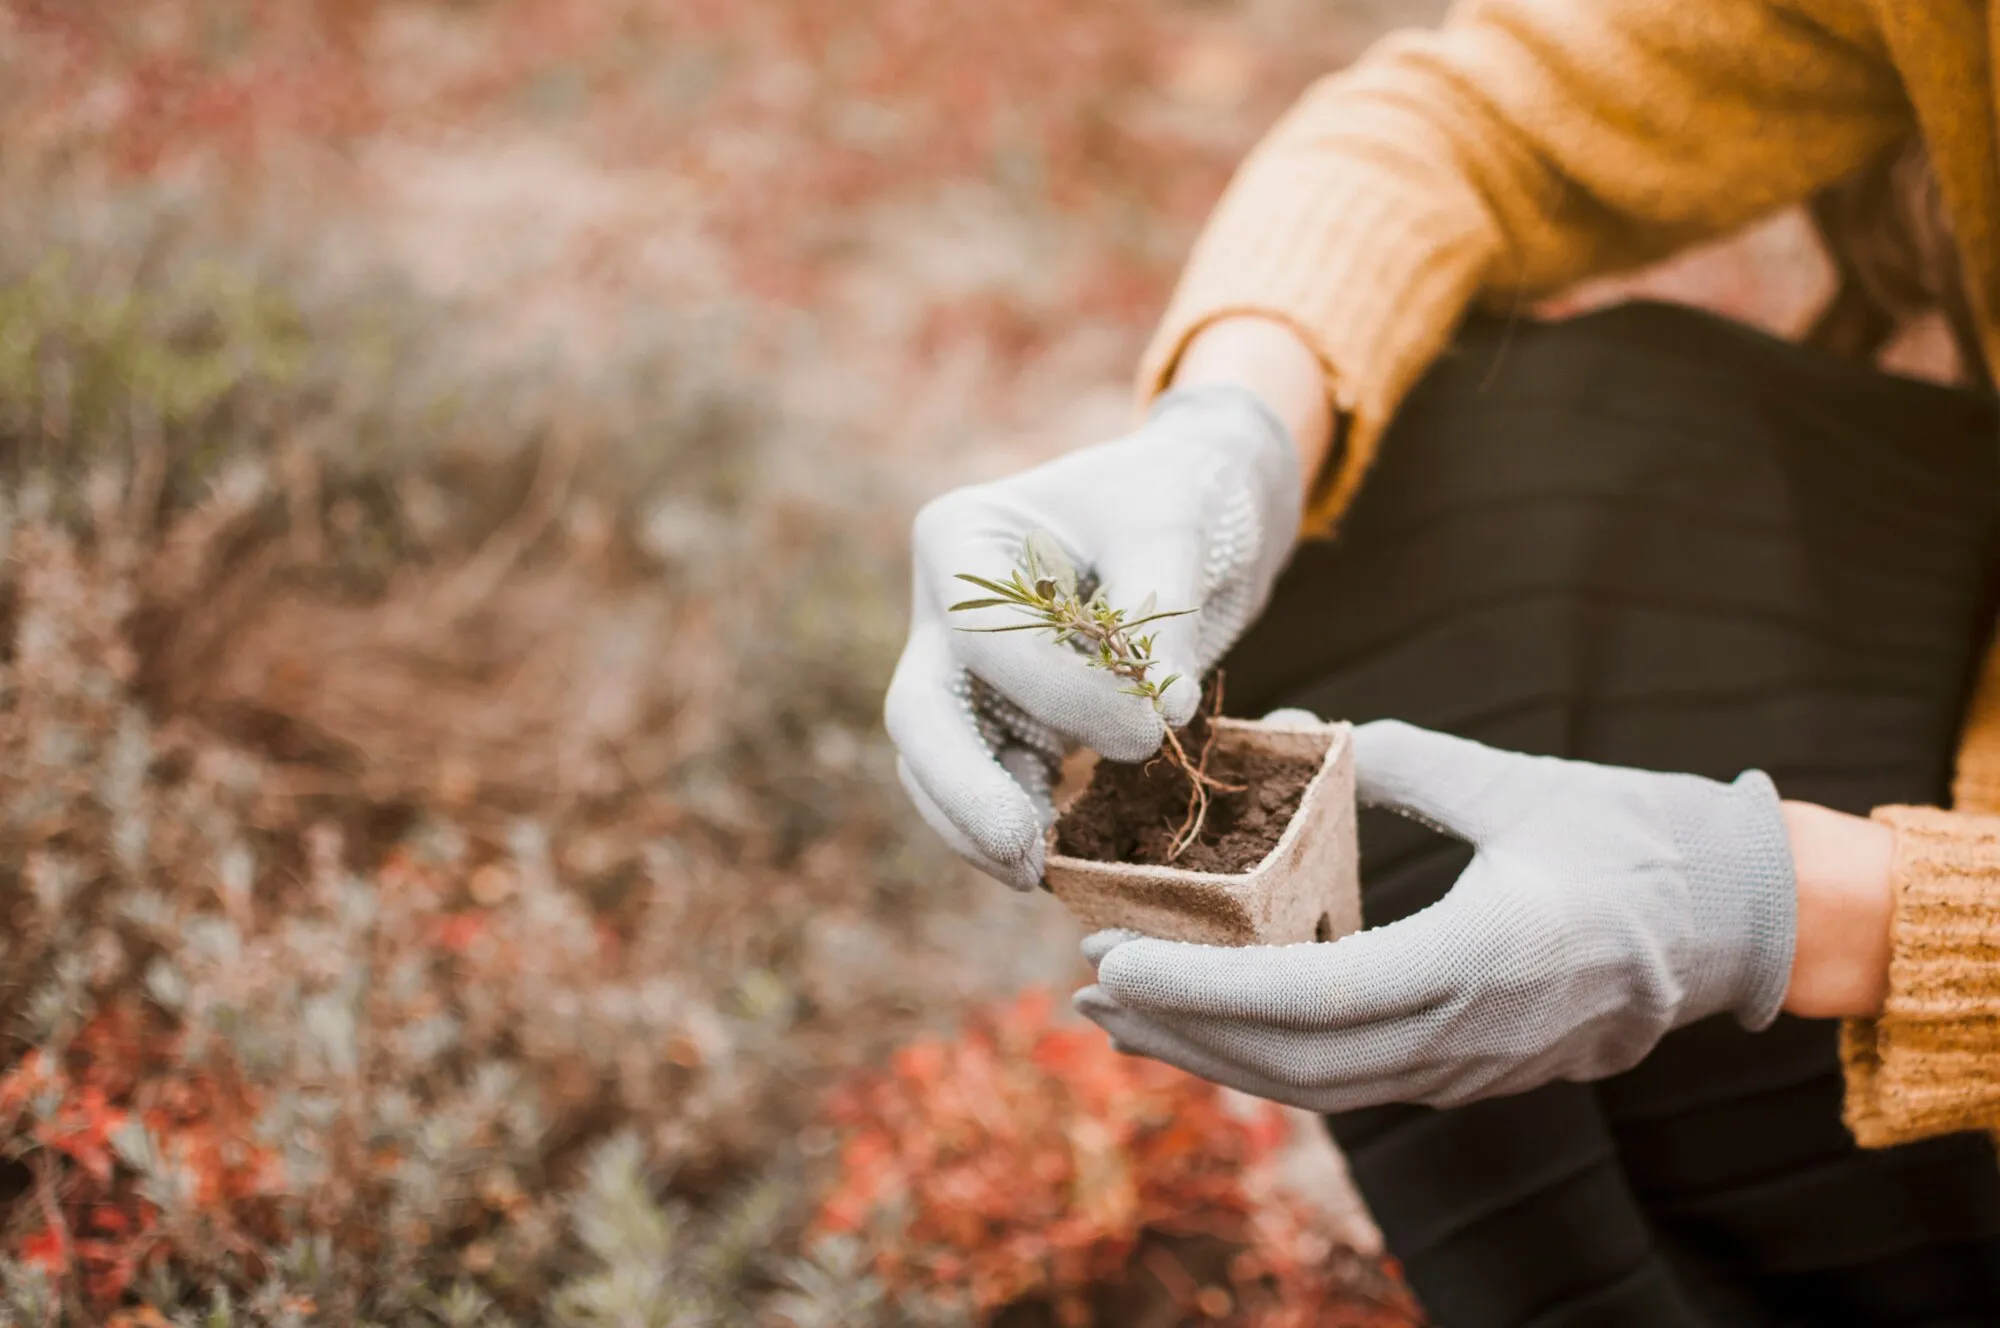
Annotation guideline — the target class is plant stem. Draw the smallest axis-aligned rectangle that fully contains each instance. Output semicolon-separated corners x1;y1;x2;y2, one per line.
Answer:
950;535;1241;860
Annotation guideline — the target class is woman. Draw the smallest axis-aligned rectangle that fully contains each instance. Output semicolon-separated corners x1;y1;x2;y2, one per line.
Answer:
885;2;2000;1322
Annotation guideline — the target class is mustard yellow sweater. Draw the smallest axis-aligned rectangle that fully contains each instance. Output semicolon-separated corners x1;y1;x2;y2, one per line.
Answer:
1139;0;2000;1147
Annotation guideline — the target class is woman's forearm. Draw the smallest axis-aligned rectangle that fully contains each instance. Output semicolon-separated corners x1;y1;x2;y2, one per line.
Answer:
1782;800;1894;1019
1170;316;1336;496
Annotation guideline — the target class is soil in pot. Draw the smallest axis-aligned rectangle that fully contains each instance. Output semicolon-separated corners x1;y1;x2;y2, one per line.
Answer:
1053;706;1318;874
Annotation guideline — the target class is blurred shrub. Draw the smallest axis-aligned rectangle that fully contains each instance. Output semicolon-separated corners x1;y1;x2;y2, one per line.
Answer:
2;0;1355;350
0;3;1419;1322
0;190;967;1324
785;992;1419;1328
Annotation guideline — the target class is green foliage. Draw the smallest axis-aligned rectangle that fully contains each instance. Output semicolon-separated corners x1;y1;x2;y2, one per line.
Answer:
0;1260;60;1328
0;249;308;437
0;0;1417;1318
0;190;956;1325
551;1133;791;1328
949;528;1190;709
951;531;1243;861
772;1237;955;1328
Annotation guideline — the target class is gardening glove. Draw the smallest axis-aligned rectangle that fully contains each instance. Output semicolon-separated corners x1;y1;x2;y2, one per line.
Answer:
884;384;1303;890
1075;719;1798;1111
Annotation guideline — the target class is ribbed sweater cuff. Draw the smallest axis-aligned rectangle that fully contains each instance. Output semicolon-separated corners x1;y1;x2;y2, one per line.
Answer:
1135;161;1496;536
1841;805;2000;1148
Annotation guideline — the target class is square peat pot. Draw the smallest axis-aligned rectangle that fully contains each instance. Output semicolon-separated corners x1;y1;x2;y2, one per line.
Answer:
1043;717;1361;947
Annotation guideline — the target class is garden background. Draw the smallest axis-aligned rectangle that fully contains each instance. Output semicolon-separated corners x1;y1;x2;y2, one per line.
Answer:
0;1;1930;1323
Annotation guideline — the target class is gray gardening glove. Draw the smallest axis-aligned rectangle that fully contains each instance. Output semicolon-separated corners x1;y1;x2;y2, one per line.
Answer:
884;385;1302;889
1076;719;1798;1111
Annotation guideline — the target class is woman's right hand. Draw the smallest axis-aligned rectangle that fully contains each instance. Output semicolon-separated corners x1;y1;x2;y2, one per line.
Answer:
883;382;1304;888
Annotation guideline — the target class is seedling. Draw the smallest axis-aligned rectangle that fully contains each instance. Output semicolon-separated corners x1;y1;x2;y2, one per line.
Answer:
950;529;1240;860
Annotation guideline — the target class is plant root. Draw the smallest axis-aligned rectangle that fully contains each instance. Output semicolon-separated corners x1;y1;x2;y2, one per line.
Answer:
1159;678;1243;863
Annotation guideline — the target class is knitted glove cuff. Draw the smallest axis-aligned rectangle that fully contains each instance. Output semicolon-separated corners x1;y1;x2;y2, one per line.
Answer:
1680;769;1798;1030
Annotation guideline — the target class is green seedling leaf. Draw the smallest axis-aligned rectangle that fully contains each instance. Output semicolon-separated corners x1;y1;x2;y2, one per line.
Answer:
953;573;1039;605
1023;528;1078;597
1122;608;1197;630
1137;591;1157;620
948;597;1021;612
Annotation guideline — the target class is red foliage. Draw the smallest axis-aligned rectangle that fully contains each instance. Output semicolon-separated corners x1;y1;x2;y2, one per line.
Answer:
813;991;1421;1326
2;0;387;173
2;0;1339;357
630;0;1226;306
1;1004;281;1311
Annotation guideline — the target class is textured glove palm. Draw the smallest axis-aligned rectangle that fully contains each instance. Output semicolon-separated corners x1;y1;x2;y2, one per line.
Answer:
884;386;1302;889
1077;720;1798;1111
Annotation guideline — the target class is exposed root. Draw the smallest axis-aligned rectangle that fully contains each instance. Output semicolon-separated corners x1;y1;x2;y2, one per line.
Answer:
1159;678;1243;863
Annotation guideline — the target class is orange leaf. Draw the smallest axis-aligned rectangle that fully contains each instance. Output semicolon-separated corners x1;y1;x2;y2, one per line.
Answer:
19;1223;67;1275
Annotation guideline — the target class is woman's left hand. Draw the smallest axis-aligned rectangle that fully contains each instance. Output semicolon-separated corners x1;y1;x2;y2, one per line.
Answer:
1075;719;1801;1112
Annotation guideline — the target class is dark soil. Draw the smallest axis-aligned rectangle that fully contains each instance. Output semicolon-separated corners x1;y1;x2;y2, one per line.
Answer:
1053;709;1316;874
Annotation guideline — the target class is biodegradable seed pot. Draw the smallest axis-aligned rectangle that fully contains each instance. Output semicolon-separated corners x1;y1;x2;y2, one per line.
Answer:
1044;713;1360;947
945;527;1359;945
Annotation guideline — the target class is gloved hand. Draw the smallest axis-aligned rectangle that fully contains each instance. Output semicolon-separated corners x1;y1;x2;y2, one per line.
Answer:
884;385;1302;889
1076;720;1798;1111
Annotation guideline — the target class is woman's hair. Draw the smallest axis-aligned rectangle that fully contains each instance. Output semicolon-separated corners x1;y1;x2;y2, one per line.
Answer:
1805;135;1989;387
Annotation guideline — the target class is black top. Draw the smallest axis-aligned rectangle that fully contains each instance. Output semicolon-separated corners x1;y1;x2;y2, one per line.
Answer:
1223;302;2000;1327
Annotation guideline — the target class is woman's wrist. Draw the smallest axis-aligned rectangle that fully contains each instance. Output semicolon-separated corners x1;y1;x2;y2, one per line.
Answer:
1170;315;1335;491
1781;800;1894;1019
